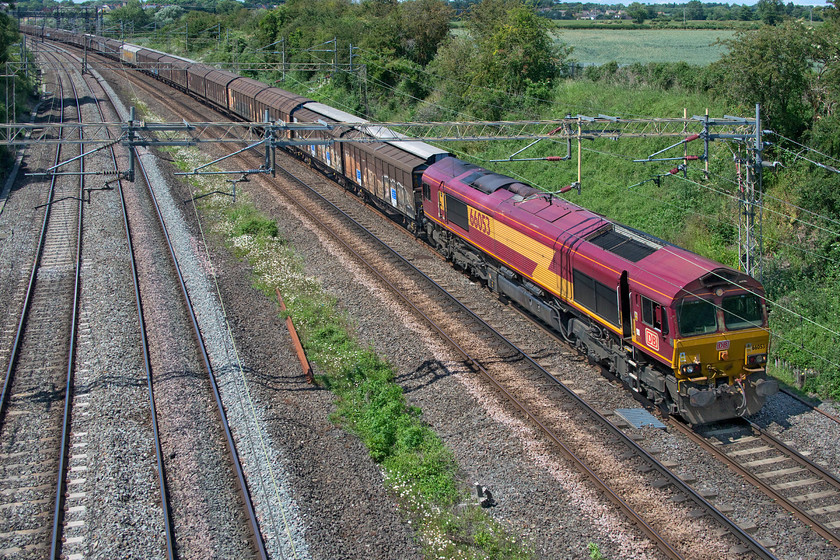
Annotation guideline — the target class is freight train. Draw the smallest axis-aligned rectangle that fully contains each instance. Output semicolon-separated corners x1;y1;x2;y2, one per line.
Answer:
22;24;779;424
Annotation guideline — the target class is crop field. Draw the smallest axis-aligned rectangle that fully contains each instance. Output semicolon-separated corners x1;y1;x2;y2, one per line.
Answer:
555;29;737;66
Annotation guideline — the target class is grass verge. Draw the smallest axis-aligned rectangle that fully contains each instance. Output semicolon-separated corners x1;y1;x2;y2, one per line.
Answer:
166;143;535;559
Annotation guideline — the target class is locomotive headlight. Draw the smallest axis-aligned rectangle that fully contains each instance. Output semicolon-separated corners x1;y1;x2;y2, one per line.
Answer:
681;363;700;376
746;353;767;367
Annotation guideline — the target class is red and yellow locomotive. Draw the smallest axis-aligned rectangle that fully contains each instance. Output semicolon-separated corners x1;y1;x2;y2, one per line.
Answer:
421;158;777;424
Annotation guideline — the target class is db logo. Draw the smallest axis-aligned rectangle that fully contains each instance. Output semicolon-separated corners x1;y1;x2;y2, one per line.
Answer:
716;340;730;351
645;329;659;352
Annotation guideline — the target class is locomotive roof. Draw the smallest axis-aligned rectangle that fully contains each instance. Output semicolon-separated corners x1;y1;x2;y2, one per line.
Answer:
425;158;753;302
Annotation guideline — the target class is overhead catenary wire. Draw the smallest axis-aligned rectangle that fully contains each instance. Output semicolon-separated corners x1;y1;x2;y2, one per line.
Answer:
701;166;840;232
769;131;840;167
289;47;485;123
294;46;840;263
676;172;840;239
256;38;840;378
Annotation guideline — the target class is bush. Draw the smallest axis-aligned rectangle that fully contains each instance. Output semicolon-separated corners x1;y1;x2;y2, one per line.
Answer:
227;205;280;238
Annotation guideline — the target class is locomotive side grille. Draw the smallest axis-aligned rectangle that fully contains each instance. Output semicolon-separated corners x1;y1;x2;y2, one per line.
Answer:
588;227;658;262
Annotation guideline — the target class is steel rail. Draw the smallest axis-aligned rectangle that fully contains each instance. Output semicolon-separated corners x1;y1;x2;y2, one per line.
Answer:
31;38;265;559
132;142;268;560
780;387;840;425
668;417;840;548
43;48;85;560
271;161;781;560
74;44;768;557
113;63;769;556
78;57;177;559
270;162;687;559
0;61;65;422
479;259;840;552
750;421;840;502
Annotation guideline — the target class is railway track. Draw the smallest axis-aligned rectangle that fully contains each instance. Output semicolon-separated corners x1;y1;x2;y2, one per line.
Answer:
779;387;840;425
676;418;840;547
0;49;83;559
508;288;840;554
5;40;269;558
85;58;784;557
272;160;780;559
84;54;268;558
72;50;177;560
59;41;840;556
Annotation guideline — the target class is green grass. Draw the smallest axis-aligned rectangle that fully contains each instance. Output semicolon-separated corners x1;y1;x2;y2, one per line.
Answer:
227;205;280;239
555;29;736;65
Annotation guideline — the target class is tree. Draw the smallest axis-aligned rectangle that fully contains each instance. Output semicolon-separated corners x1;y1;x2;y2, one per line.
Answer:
432;0;571;118
627;2;647;24
807;0;840;153
255;7;286;50
757;0;785;25
0;9;17;69
154;6;184;28
684;0;705;21
716;21;813;138
399;0;453;66
105;0;151;32
737;5;754;21
474;0;567;92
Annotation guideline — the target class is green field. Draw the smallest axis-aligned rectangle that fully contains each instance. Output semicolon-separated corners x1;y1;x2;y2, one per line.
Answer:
555;29;736;65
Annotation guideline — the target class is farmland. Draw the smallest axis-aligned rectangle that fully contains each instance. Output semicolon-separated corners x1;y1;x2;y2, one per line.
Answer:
555;29;736;65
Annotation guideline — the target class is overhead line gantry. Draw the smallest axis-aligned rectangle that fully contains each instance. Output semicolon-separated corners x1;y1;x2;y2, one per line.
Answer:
1;111;766;278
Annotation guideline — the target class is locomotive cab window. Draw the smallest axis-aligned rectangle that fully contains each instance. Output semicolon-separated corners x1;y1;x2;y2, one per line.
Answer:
677;298;717;336
641;296;668;334
722;293;764;330
422;182;431;201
